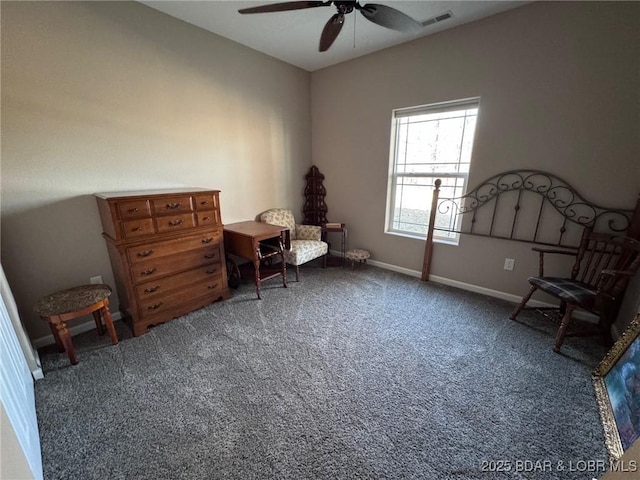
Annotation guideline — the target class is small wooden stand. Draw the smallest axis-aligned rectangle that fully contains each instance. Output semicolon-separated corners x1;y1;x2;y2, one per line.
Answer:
34;284;118;365
322;223;347;266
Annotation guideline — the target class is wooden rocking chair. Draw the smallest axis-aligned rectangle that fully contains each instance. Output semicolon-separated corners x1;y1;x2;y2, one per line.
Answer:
510;230;640;352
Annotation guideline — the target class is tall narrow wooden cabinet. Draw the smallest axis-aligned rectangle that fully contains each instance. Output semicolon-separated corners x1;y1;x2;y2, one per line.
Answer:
303;165;328;226
95;188;231;336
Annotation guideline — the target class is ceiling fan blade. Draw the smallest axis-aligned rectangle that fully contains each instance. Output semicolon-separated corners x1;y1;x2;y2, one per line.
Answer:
319;13;345;52
358;3;423;33
239;1;331;14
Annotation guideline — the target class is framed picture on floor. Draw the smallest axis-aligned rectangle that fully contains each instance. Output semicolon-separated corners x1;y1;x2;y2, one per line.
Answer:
593;313;640;460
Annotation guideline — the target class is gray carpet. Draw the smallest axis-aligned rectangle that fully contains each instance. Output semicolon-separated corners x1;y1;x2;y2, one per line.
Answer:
35;265;610;479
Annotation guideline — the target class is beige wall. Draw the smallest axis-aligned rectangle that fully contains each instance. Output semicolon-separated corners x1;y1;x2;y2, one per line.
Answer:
1;1;311;340
311;2;640;305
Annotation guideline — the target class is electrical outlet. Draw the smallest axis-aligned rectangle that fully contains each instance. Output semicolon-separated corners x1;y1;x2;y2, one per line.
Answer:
503;258;515;271
90;275;103;285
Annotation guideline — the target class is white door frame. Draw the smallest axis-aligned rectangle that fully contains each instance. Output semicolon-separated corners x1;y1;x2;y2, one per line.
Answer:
0;269;44;480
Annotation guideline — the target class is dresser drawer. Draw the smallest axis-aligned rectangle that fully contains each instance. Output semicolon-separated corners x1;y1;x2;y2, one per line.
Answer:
197;211;220;227
155;213;197;233
128;231;221;264
151;196;193;215
130;247;220;283
139;281;226;318
135;263;223;300
194;194;218;211
118;199;151;220
122;218;155;239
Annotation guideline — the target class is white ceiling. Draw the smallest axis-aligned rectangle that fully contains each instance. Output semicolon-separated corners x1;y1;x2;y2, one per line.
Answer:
141;1;529;71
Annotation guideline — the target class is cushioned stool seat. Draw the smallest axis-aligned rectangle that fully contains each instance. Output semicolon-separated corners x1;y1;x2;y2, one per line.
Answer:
34;284;118;365
345;249;370;268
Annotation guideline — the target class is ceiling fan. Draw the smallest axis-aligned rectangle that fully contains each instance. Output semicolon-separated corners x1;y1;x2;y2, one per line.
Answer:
238;1;424;52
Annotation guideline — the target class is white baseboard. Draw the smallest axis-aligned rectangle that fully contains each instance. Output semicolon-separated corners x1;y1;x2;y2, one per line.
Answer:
366;257;422;279
366;258;598;322
367;256;539;303
32;311;123;349
31;349;44;380
429;274;554;308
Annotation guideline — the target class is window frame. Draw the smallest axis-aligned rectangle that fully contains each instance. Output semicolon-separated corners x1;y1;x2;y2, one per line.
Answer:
385;97;480;244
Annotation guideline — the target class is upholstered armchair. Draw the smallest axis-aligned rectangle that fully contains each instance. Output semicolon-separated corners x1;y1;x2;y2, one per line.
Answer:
260;208;328;281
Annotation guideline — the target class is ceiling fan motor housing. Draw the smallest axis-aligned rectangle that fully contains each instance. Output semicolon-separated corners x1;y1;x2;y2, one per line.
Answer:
334;1;356;14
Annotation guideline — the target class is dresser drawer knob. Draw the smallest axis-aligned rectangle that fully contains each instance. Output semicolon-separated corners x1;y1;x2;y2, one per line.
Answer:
137;250;154;257
206;268;217;274
207;284;218;290
203;216;211;221
166;203;180;209
204;253;216;259
168;219;183;226
128;207;139;213
133;226;143;231
148;302;163;310
202;237;213;244
143;285;160;293
200;201;209;206
140;268;157;276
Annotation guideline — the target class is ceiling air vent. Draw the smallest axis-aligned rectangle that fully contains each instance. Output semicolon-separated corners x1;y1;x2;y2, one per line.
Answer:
421;11;453;27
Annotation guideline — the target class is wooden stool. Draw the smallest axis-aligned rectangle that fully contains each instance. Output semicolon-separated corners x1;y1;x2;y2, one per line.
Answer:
34;284;118;365
345;249;370;269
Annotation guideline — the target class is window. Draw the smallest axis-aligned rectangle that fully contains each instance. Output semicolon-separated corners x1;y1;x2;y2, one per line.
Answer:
385;98;479;242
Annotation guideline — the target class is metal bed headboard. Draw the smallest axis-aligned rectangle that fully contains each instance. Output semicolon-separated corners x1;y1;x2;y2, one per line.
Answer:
422;170;637;280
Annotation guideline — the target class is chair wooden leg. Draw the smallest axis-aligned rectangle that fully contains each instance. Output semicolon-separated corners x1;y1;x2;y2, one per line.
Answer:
295;265;300;282
50;317;78;365
48;320;65;352
598;300;618;345
554;304;576;353
92;310;104;336
510;285;538;320
559;300;567;316
281;261;288;288
101;299;119;346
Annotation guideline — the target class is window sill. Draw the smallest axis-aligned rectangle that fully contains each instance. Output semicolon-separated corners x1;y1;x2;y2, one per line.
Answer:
385;230;459;246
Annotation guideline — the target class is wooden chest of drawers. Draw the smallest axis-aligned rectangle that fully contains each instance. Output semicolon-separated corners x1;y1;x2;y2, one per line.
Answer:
95;188;230;336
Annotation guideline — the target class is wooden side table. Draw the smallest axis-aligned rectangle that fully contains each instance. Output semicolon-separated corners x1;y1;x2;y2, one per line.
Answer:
223;221;290;299
322;223;347;266
34;284;118;365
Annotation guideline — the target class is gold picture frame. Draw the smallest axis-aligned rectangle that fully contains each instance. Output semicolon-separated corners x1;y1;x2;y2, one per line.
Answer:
593;313;640;460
